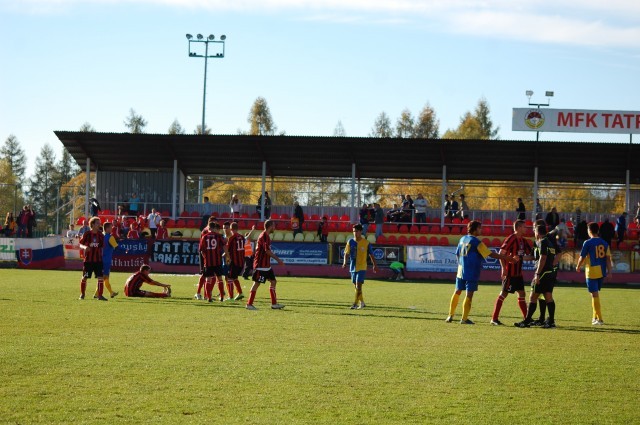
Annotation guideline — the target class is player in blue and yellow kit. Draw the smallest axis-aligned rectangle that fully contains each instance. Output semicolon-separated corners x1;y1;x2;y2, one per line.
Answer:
343;224;378;309
447;220;517;324
94;222;119;298
576;222;613;325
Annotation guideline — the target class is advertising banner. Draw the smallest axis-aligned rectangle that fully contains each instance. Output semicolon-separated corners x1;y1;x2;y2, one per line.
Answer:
112;239;150;271
63;237;82;260
271;242;328;265
150;239;200;266
407;246;536;272
332;244;403;266
15;237;65;269
512;108;640;134
0;238;15;261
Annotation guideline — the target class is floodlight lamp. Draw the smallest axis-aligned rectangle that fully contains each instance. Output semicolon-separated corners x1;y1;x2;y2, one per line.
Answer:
186;34;193;40
526;90;534;97
197;34;203;40
545;91;554;97
220;34;226;40
208;34;215;40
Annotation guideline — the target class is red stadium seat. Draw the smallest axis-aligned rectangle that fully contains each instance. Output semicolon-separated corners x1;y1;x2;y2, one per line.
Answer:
482;238;491;246
408;236;418;245
311;214;320;221
419;225;430;234
387;235;397;244
430;225;441;234
418;236;428;245
409;225;419;234
428;236;439;246
270;213;280;220
376;235;387;244
340;214;350;222
190;211;200;218
451;226;461;235
491;238;501;247
180;211;190;217
397;235;408;245
398;225;409;233
438;237;449;246
220;212;231;219
441;226;450;235
281;213;290;220
330;214;339;222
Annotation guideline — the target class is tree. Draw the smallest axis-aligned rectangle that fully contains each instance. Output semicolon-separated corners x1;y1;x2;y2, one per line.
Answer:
79;122;96;132
168;119;185;135
124;109;147;134
1;134;27;186
475;97;499;139
414;103;440;139
193;124;211;135
0;159;24;215
27;144;59;232
443;112;485;139
369;112;393;138
247;97;277;136
395;109;415;138
333;121;346;137
56;148;80;187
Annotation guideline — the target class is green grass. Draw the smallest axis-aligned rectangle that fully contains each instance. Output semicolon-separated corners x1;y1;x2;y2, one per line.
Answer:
1;269;639;424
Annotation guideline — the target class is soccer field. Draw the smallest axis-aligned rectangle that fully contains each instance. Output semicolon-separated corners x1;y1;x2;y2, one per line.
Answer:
1;269;639;424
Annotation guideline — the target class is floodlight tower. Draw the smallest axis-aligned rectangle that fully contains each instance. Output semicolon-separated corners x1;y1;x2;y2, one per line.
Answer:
526;90;554;142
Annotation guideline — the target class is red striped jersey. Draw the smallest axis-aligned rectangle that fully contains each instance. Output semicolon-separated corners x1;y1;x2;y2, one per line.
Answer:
199;232;225;267
125;271;153;293
227;233;246;266
127;230;139;239
80;230;104;263
253;231;272;270
156;226;168;239
500;233;532;277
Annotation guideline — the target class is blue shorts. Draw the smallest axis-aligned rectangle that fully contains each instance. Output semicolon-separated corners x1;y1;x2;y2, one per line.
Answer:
103;257;112;276
586;278;603;293
351;270;366;284
455;278;478;292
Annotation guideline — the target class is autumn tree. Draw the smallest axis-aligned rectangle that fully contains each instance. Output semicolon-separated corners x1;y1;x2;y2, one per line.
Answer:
168;119;186;135
0;159;24;214
124;109;148;134
369;112;393;138
414;103;440;139
247;97;277;136
1;134;27;187
395;109;414;138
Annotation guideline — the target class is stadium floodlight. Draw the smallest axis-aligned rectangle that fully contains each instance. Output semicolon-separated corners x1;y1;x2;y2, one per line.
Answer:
526;89;555;142
220;34;226;40
545;91;554;97
208;34;215;40
186;34;193;40
197;34;203;40
526;90;534;98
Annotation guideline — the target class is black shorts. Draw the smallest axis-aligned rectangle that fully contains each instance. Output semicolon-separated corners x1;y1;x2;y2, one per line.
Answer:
227;264;244;279
252;269;276;284
125;288;147;297
532;272;555;294
202;266;224;278
199;253;205;274
83;262;104;279
501;276;525;293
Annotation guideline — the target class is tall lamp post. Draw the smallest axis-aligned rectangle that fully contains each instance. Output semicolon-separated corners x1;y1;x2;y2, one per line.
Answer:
526;90;554;142
186;33;226;201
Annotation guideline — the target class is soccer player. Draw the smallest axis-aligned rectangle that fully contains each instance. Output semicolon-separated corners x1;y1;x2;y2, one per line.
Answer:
78;216;107;301
199;221;229;302
194;219;213;300
342;223;378;309
446;220;517;324
124;264;171;298
93;222;119;299
530;219;561;326
242;225;256;280
490;220;533;325
225;222;246;300
515;224;558;328
246;220;285;310
576;222;613;325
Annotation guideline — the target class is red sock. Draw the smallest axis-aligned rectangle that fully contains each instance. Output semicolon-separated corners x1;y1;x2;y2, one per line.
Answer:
269;286;277;304
227;280;234;298
233;279;242;294
217;280;225;300
80;279;87;296
197;275;205;295
204;278;213;300
518;297;527;318
247;290;256;306
492;295;504;321
97;279;104;297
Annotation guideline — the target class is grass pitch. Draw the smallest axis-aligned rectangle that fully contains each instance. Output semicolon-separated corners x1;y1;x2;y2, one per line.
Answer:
1;269;639;424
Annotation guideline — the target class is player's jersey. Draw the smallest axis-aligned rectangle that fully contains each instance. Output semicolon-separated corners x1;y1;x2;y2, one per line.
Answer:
455;234;492;281
535;237;556;274
199;232;225;267
500;233;532;277
344;237;373;273
124;271;153;293
254;231;273;270
103;233;118;262
227;233;246;266
580;237;610;279
80;231;104;263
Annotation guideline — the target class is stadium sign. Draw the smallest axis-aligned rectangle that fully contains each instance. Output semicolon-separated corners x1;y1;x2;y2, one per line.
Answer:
512;108;640;134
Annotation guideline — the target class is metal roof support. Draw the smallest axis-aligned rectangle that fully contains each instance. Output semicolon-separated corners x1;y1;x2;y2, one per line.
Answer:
626;169;630;212
260;161;267;221
440;165;446;228
85;157;91;219
533;167;539;221
351;163;356;222
172;160;178;219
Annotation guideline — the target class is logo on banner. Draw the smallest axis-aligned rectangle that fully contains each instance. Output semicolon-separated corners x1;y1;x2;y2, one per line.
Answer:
524;109;545;129
19;248;33;265
373;248;384;260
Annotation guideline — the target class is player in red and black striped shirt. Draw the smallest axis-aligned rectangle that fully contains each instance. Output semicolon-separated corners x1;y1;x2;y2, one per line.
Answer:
78;216;106;300
246;220;284;310
490;220;534;325
225;222;246;300
124;264;171;297
199;221;229;302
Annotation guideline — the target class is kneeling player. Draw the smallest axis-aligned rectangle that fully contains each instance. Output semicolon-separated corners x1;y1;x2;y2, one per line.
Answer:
124;265;171;298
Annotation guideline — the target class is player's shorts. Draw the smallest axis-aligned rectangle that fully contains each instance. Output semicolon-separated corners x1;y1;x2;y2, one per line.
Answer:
202;266;224;278
532;272;555;294
199;253;205;274
221;263;229;276
227;264;244;279
83;261;104;279
124;286;147;297
252;269;276;284
501;276;525;293
586;278;603;293
351;270;366;284
455;278;478;292
103;257;113;276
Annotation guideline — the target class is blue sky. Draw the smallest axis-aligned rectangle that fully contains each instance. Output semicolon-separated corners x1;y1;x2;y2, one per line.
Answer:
1;0;639;176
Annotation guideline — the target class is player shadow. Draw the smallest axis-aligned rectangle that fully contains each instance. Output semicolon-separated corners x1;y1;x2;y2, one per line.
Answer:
555;325;640;335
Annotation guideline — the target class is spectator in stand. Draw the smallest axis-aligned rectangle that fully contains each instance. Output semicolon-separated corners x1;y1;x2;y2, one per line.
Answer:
128;193;140;216
26;206;36;238
201;196;213;231
127;222;140;239
229;194;243;219
77;219;90;238
458;194;469;219
555;218;572;250
16;205;31;238
635;201;640;223
386;203;400;222
414;194;428;228
516;198;526;221
575;220;589;247
359;203;371;236
317;216;329;243
111;218;121;239
449;195;459;219
374;203;385;240
615;212;627;248
4;212;16;237
443;194;451;219
545;207;560;230
89;197;102;217
156;219;169;239
257;191;272;219
117;205;125;218
599;217;615;248
292;201;304;237
574;208;582;226
535;199;543;220
146;208;161;239
121;215;130;236
66;224;79;239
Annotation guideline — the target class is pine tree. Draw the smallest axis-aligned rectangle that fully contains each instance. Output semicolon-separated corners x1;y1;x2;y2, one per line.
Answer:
1;134;27;186
475;97;499;139
248;97;277;136
124;109;148;134
333;121;346;137
414;103;440;139
395;109;415;138
27;144;59;232
168;119;186;135
369;112;393;138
